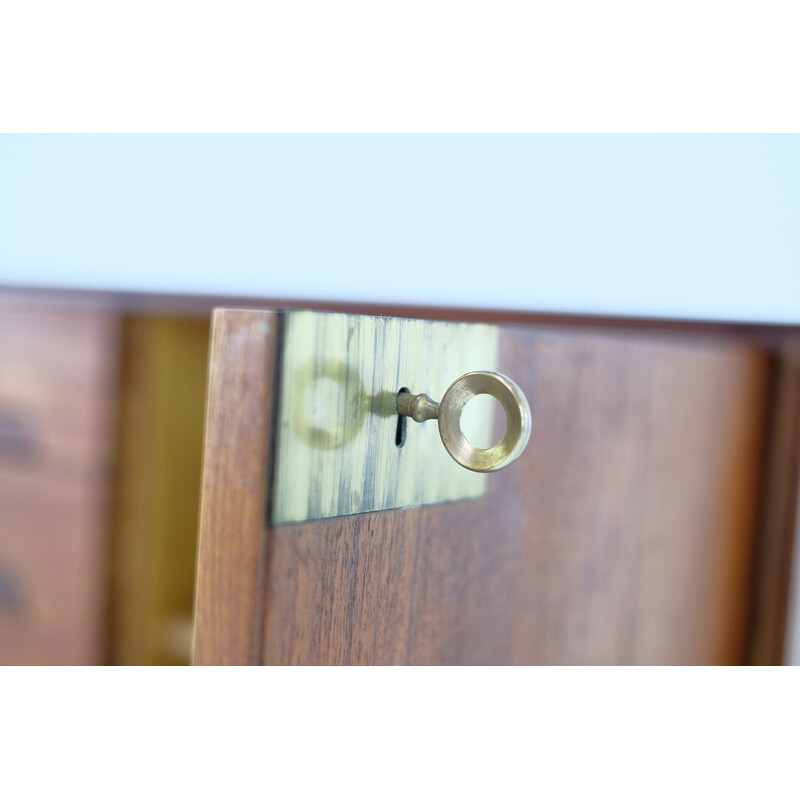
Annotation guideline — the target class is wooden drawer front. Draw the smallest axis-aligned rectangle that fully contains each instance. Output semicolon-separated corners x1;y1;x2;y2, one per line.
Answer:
0;308;116;472
0;307;117;665
195;311;770;665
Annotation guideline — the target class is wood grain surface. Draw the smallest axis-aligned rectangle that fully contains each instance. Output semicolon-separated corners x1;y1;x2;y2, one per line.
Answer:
193;310;278;665
259;326;769;665
0;307;118;665
195;310;771;665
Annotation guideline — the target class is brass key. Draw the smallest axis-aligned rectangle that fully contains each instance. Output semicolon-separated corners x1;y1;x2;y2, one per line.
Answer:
397;371;531;473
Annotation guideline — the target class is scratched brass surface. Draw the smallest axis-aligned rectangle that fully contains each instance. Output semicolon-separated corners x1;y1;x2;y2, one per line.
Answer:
271;311;499;524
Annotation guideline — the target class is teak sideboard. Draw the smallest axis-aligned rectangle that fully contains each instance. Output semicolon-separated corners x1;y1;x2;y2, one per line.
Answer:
1;288;799;665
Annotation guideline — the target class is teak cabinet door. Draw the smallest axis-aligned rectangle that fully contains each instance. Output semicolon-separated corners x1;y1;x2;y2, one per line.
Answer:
194;309;768;665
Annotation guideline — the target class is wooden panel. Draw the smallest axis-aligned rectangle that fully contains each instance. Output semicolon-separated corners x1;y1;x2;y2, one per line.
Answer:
193;310;278;665
108;316;210;665
0;307;118;665
195;311;770;665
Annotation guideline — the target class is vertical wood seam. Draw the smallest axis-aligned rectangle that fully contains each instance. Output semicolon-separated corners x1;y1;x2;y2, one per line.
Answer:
745;341;800;664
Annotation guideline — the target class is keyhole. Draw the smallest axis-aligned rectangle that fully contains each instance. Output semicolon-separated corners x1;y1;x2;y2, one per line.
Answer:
395;388;410;447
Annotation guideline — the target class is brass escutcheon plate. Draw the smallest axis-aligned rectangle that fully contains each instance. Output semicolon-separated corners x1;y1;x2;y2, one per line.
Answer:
271;311;500;524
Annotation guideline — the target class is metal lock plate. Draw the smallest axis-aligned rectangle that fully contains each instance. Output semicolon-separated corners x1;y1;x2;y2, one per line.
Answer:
271;311;500;524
